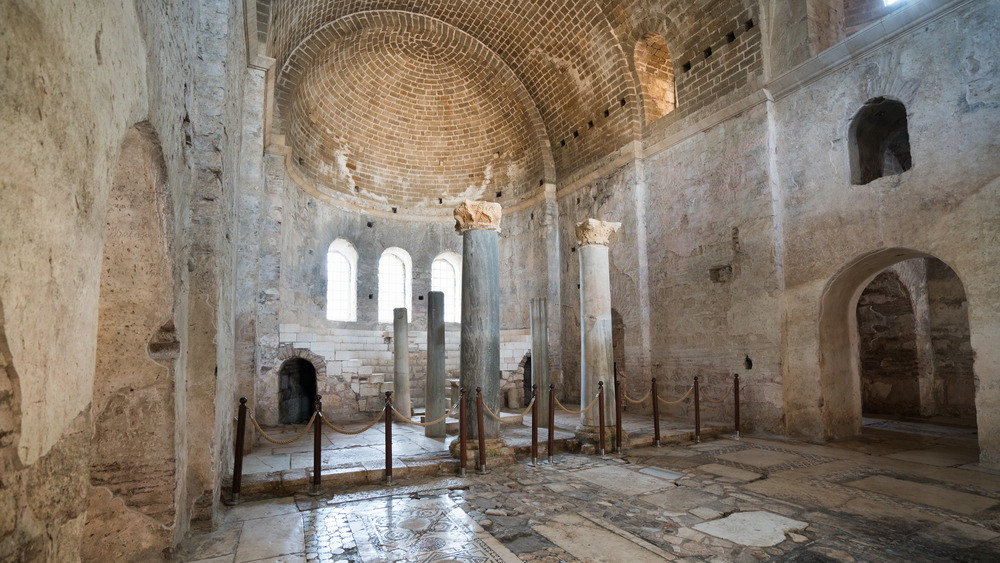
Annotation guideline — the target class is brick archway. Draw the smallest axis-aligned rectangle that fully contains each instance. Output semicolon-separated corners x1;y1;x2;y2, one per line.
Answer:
275;344;327;380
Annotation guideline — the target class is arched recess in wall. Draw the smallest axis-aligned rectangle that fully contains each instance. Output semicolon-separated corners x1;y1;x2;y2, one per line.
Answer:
278;358;317;424
819;248;977;443
431;251;462;323
327;238;358;322
634;32;676;124
848;97;911;185
84;123;180;559
378;247;412;323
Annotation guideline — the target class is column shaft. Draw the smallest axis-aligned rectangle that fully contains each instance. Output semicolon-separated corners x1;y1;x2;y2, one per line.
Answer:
393;308;411;419
460;229;500;438
579;245;615;428
530;298;550;428
426;291;446;437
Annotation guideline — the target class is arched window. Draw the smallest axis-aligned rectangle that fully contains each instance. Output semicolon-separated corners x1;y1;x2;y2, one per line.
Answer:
378;247;412;322
327;239;358;321
431;251;462;323
634;33;676;123
848;97;911;185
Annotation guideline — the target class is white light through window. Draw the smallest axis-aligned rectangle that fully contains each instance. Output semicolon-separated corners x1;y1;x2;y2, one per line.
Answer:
378;248;412;322
326;239;357;321
432;252;462;323
884;0;902;6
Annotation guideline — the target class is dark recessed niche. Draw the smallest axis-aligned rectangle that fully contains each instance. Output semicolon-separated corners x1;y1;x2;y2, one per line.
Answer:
744;354;753;370
539;179;544;186
571;247;576;253
496;191;502;198
727;31;736;43
745;19;754;30
709;264;733;283
530;213;534;220
682;61;692;72
366;221;373;228
439;198;443;204
391;207;397;214
577;283;580;289
604;109;610;117
573;130;579;138
368;294;373;299
704;46;713;58
576;197;580;204
620;98;626;107
560;139;566;147
588;120;594;128
849;97;911;185
418;295;424;301
298;157;304;166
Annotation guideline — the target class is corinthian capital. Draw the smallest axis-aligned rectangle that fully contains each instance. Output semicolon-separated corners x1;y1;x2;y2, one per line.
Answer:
454;200;502;234
575;218;621;246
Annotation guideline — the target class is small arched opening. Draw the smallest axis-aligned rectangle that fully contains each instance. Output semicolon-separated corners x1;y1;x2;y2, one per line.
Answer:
848;97;911;185
634;32;676;123
278;358;317;424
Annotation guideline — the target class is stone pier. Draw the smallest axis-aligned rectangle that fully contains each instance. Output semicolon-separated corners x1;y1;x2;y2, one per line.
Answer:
530;297;550;428
426;291;446;437
393;307;411;420
576;219;620;441
456;200;502;439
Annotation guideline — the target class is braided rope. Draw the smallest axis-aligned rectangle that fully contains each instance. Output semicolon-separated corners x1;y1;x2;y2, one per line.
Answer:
482;397;536;423
390;401;460;427
658;385;694;405
624;390;651;404
553;393;600;415
248;412;317;445
701;385;734;404
320;410;384;435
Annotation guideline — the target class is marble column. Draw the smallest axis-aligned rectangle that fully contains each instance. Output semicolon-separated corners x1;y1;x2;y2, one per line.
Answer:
530;298;550;428
456;200;502;439
426;291;446;437
393;307;411;420
577;218;620;433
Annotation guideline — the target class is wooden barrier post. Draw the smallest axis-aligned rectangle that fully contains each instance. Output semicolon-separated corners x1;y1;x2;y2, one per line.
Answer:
459;387;467;476
311;394;322;495
228;397;248;505
384;391;393;485
476;387;487;474
547;384;556;464
693;376;701;443
614;373;623;454
598;381;606;456
531;384;538;466
734;373;741;440
651;378;661;447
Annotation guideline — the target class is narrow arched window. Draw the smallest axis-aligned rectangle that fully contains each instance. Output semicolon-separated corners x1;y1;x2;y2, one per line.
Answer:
432;251;462;323
848;97;911;185
634;33;676;123
378;247;412;322
326;239;358;321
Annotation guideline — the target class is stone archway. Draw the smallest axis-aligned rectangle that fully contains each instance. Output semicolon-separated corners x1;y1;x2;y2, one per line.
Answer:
278;358;318;424
819;248;977;441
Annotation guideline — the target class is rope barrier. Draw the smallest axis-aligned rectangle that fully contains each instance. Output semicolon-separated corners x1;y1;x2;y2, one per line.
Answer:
553;393;600;415
623;390;651;404
321;410;385;434
248;412;317;445
482;397;535;423
390;401;460;427
658;385;694;405
701;385;734;404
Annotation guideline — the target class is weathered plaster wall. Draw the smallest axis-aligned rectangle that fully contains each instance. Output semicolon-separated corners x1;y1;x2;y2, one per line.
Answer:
774;2;1000;463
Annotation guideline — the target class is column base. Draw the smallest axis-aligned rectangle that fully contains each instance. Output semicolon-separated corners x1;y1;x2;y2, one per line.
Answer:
574;425;629;452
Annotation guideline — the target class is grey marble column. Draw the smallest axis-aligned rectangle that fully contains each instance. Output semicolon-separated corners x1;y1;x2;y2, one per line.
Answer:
577;219;620;431
530;297;550;428
426;291;446;437
456;200;502;439
393;307;411;419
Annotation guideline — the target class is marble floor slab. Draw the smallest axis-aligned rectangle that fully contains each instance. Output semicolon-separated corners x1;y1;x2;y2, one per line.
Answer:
692;511;807;547
714;448;801;468
572;465;675;495
532;512;673;562
846;475;998;514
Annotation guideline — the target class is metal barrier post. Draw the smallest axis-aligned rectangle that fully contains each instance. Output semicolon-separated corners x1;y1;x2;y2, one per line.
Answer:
614;374;623;454
476;387;487;474
384;391;393;485
598;381;606;456
229;397;248;504
693;376;701;443
459;387;467;476
734;373;741;440
531;384;538;466
547;384;555;463
311;394;322;495
651;378;661;447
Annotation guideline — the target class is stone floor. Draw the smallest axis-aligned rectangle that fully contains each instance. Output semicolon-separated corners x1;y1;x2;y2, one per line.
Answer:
177;419;1000;562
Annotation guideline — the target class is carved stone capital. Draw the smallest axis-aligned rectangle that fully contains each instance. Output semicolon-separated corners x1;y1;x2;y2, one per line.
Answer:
575;218;621;246
454;200;502;234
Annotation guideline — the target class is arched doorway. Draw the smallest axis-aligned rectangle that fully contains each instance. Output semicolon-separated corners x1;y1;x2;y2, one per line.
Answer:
278;358;317;424
820;249;977;442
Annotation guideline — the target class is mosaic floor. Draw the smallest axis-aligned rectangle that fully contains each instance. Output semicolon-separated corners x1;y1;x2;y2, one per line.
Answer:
176;427;1000;562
